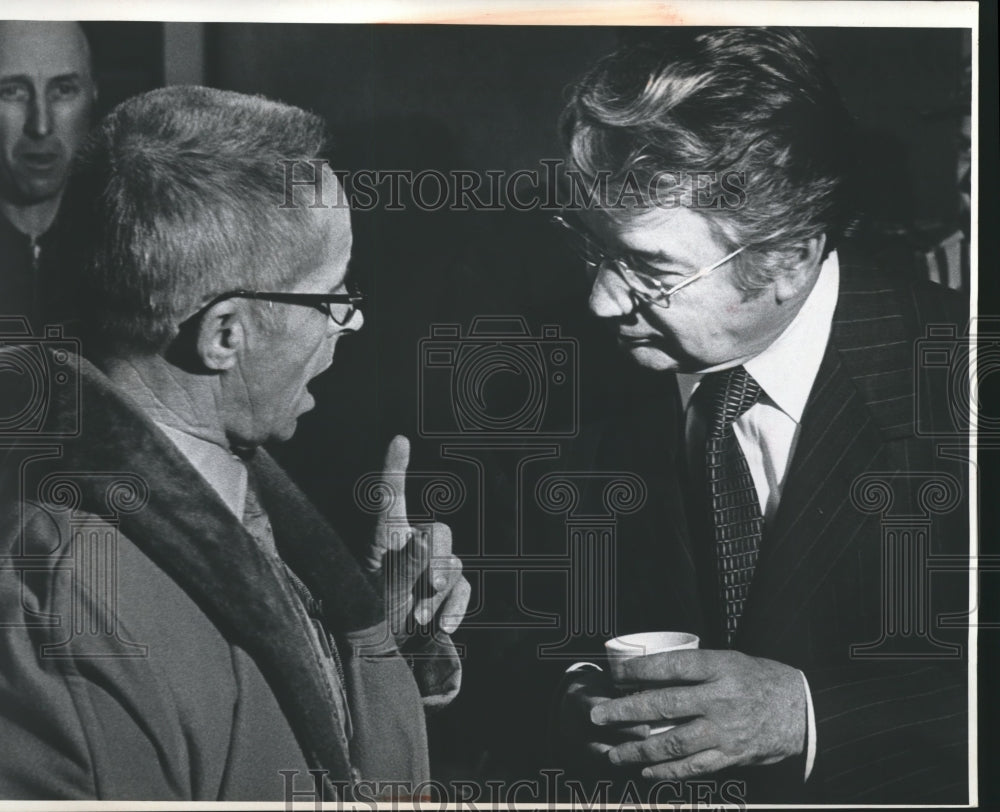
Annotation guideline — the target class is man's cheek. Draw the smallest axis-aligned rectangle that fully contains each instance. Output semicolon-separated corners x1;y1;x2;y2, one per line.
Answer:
64;109;93;140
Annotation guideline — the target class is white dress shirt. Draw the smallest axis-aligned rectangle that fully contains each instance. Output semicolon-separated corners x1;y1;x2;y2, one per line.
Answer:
675;250;840;780
676;250;840;521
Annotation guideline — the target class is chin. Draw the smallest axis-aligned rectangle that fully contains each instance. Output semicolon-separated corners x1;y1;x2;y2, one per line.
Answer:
14;180;63;203
271;420;300;443
624;344;681;372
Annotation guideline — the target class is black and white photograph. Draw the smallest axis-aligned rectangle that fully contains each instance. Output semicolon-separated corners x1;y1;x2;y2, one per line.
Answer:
0;1;991;808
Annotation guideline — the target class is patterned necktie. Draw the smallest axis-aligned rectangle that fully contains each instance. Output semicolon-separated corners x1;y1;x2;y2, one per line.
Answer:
697;365;764;648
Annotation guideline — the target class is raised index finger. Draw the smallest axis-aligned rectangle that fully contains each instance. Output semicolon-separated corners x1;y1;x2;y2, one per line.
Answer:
374;434;411;554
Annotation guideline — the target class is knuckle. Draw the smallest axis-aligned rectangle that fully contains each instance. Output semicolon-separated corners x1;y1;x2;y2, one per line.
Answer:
661;736;686;759
653;694;674;720
694;751;723;775
676;758;703;779
434;564;458;589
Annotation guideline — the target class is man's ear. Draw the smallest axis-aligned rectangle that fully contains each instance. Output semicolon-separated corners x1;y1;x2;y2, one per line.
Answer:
196;299;245;371
774;233;827;303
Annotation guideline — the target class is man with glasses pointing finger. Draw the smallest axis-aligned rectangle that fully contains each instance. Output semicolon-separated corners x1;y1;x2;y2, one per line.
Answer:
0;86;470;801
545;28;970;804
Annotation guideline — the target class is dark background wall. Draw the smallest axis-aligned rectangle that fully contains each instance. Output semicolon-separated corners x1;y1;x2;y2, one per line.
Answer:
82;22;164;116
209;25;968;229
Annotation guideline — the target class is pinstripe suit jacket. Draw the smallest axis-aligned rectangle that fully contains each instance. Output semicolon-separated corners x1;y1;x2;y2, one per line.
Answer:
551;263;971;803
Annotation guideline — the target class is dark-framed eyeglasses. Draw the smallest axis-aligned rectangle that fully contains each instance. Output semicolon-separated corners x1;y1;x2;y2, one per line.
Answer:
199;287;366;330
552;213;746;309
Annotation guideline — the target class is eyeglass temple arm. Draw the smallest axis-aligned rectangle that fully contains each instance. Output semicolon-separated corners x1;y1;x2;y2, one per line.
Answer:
223;289;364;305
662;245;747;296
553;214;604;250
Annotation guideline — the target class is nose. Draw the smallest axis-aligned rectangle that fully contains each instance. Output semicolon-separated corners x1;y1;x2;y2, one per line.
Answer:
588;263;636;319
26;94;53;139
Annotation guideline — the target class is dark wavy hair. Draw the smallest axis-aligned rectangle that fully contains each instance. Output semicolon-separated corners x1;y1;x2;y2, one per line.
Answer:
561;28;860;289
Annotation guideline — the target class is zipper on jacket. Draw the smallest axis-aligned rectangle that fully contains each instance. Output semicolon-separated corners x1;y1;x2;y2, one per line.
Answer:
30;236;41;273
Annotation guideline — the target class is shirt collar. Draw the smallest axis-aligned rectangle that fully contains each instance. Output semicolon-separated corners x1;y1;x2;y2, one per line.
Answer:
676;250;840;423
106;359;249;516
153;422;248;519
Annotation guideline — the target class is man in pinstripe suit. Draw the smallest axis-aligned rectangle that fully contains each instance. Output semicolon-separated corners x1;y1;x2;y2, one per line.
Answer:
551;29;970;803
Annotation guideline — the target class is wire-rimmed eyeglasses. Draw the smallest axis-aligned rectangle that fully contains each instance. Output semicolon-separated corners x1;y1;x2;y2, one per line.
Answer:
552;213;746;309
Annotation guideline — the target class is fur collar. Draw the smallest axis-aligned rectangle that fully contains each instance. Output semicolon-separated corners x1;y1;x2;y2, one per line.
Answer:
24;350;389;785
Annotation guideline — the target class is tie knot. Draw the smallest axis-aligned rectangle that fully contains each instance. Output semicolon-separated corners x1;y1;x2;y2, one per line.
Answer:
698;365;761;437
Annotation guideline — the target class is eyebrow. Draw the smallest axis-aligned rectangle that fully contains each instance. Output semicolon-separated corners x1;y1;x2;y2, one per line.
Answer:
0;72;85;85
48;72;85;83
621;246;687;267
566;215;688;269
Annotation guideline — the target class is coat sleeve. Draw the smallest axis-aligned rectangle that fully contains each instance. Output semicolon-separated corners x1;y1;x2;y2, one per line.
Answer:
0;505;196;800
0;575;95;798
343;622;431;787
403;630;462;711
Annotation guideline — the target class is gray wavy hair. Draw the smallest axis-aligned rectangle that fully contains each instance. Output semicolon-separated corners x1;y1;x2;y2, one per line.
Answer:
561;28;859;289
70;86;331;353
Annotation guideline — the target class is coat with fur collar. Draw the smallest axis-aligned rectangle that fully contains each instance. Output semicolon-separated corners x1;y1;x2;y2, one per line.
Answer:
0;350;455;801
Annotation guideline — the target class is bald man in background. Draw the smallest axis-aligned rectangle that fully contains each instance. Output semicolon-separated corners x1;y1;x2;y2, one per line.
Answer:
0;21;96;328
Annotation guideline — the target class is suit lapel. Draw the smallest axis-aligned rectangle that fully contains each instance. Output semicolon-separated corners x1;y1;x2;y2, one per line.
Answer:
739;270;916;650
